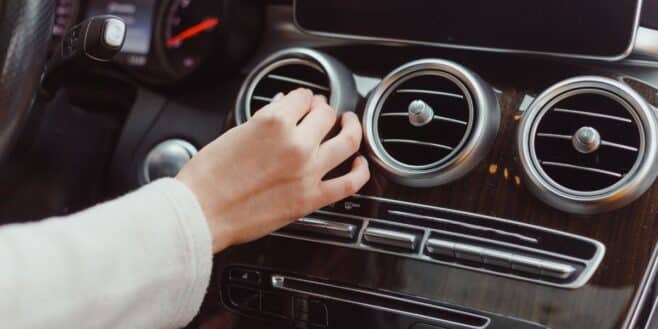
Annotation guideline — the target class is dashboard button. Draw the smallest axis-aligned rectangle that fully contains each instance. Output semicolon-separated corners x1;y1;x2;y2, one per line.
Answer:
229;268;261;285
228;286;260;311
294;297;328;327
454;243;484;263
363;227;420;251
262;292;292;318
425;238;456;258
481;248;513;269
285;218;358;241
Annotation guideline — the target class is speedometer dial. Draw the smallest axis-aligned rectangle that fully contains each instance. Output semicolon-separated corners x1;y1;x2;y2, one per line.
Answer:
158;0;223;79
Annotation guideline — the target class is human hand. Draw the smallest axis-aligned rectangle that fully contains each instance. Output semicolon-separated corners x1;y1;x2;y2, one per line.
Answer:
177;88;370;253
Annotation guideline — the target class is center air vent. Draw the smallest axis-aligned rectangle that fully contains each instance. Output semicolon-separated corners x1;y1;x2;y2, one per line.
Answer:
235;48;358;125
518;76;658;214
363;59;500;187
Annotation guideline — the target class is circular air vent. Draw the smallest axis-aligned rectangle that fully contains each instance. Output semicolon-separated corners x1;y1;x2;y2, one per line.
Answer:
235;48;358;125
517;76;658;214
363;59;500;187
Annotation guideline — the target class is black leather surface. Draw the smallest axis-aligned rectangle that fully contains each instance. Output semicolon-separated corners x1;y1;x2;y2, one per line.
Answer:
0;0;54;160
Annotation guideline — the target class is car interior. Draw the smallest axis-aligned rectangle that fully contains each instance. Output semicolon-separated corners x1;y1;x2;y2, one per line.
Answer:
2;0;658;328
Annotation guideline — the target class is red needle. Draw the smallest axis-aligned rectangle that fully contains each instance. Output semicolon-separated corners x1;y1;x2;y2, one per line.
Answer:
166;17;219;48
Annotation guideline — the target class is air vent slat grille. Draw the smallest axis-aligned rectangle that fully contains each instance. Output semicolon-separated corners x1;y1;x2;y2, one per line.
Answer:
380;112;468;126
375;72;474;167
248;60;330;118
532;90;642;192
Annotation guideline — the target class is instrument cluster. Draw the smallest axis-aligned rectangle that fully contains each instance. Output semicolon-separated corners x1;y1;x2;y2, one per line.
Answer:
54;0;264;84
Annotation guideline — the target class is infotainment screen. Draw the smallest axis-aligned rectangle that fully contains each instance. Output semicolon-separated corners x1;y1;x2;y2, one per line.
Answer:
294;0;642;59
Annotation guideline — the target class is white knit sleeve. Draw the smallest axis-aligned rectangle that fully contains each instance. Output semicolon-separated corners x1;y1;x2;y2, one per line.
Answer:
0;178;213;329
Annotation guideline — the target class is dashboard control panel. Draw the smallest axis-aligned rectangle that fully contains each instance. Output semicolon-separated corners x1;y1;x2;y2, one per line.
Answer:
273;194;605;288
221;267;547;329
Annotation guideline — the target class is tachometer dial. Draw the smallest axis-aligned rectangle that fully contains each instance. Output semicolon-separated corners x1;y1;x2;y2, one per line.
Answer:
158;0;223;78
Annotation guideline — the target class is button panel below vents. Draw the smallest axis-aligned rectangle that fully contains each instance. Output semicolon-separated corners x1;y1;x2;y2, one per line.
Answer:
273;194;605;289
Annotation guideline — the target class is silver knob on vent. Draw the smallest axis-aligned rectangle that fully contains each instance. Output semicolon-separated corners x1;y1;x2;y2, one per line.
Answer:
408;99;434;127
572;127;601;154
142;139;197;183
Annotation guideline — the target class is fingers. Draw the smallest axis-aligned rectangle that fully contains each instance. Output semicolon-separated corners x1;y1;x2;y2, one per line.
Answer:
271;88;314;123
297;95;338;144
316;112;363;173
317;156;370;205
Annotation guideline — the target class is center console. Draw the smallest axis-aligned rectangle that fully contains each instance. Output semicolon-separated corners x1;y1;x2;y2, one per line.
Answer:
109;3;658;329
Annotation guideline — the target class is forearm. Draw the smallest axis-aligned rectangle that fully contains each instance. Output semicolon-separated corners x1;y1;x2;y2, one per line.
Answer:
0;179;212;329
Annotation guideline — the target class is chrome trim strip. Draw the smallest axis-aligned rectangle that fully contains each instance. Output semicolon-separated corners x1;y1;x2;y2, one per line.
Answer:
536;133;639;152
267;73;330;91
540;161;624;178
389;209;538;244
552;107;633;123
291;0;643;62
270;275;491;329
626;243;658;328
634;27;658;58
382;139;454;151
396;88;464;99
380;112;468;126
363;227;418;250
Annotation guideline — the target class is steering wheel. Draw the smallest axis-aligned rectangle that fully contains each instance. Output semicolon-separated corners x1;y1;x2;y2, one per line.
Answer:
0;0;54;161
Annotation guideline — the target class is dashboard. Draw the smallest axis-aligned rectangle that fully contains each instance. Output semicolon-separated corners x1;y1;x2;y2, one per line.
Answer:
26;1;658;329
53;0;263;83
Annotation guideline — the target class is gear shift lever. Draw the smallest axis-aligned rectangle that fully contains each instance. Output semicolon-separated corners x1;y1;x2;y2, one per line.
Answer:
41;15;127;99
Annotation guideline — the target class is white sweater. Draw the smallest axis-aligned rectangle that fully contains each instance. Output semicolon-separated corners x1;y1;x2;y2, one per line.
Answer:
0;178;213;329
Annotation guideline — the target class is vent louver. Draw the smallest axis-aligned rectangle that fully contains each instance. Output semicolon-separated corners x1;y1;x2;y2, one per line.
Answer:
363;59;500;187
235;48;357;125
518;76;658;214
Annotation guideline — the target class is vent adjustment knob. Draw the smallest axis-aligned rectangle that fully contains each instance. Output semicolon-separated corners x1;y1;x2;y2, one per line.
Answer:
408;100;435;127
572;127;601;154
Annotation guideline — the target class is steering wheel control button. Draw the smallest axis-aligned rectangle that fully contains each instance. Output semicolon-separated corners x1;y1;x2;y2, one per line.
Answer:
408;99;434;127
142;139;197;184
363;226;421;252
103;18;126;48
572;126;601;154
229;269;262;285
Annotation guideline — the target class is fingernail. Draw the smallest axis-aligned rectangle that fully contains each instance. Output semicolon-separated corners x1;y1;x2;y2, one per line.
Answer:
317;94;328;103
272;92;284;102
358;155;368;165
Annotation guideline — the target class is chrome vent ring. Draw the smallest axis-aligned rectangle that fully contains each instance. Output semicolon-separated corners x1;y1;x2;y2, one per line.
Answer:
364;59;500;187
518;76;658;214
235;48;358;125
